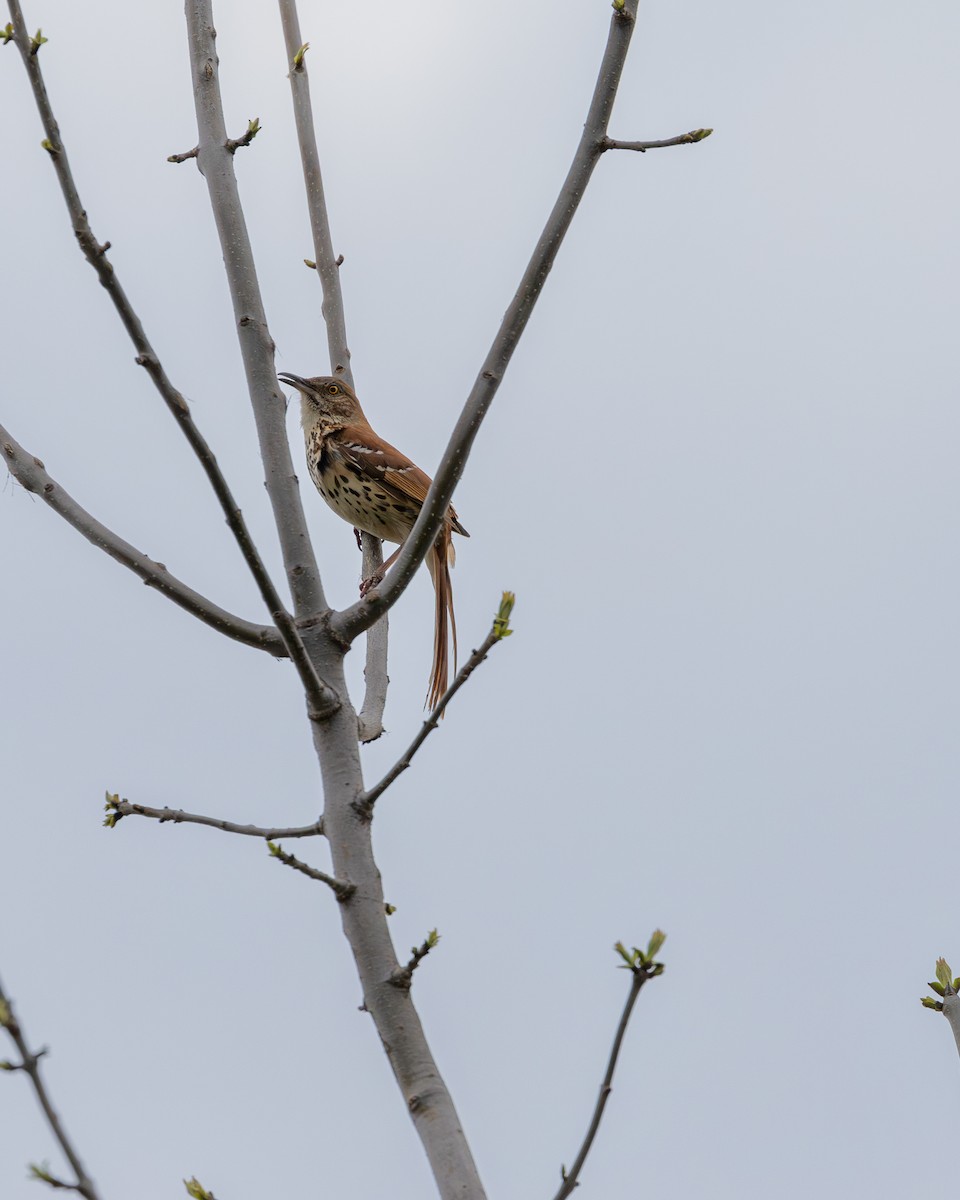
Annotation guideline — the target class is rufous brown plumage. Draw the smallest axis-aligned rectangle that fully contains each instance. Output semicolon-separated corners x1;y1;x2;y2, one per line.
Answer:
279;373;468;708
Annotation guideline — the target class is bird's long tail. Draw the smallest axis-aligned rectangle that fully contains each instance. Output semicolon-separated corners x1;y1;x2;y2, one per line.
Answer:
425;528;458;710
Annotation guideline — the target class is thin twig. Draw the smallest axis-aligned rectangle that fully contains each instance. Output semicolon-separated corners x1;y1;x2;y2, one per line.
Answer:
553;943;664;1200
0;425;283;655
277;0;390;727
266;842;355;899
360;622;505;811
357;533;388;742
0;975;101;1200
331;0;709;645
6;1;338;719
602;127;713;152
103;793;323;840
277;0;351;382
225;116;260;153
167;144;199;163
390;931;440;990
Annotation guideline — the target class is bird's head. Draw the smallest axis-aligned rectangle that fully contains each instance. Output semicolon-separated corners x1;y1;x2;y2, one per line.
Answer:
278;373;363;430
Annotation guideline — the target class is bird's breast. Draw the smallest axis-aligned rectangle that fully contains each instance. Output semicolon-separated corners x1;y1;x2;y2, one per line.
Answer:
307;435;417;544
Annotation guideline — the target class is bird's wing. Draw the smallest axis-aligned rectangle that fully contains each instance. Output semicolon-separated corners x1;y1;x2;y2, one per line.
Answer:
339;425;469;536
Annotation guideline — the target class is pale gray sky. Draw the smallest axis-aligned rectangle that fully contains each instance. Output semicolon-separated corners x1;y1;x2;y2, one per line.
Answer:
2;2;959;1197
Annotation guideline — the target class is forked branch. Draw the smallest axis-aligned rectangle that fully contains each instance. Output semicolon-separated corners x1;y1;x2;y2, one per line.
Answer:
0;426;283;655
332;0;711;644
0;975;101;1200
5;0;338;719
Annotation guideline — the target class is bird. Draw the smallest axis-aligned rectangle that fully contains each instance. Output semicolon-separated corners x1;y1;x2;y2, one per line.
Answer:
278;372;468;709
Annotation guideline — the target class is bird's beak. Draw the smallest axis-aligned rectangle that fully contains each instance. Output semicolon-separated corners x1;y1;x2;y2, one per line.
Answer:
277;372;309;392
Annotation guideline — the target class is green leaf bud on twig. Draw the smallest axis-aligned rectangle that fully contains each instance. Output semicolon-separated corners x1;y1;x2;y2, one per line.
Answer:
293;42;309;70
2;23;14;45
936;957;953;990
493;591;515;639
29;28;47;55
184;1178;216;1200
921;996;944;1011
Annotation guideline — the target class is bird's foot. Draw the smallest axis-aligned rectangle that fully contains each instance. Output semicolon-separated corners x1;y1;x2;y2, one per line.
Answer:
359;568;386;597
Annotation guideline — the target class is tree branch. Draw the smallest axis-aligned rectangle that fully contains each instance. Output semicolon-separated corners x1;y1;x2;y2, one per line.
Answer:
277;0;390;732
390;930;440;990
331;0;709;644
357;534;388;742
277;0;351;382
602;127;713;152
360;592;515;811
0;975;101;1200
553;936;666;1200
103;793;323;840
267;841;356;900
5;0;338;718
0;425;284;655
184;0;327;624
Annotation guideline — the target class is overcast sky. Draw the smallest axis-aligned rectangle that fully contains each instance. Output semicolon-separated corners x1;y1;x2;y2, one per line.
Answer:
2;2;960;1197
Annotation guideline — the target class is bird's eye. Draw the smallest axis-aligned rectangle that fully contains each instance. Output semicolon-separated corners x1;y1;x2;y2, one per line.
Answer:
327;384;340;395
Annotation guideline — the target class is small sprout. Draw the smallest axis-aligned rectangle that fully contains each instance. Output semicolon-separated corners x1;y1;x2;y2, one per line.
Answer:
385;902;397;916
921;996;944;1011
612;0;626;9
40;138;57;156
426;928;440;949
29;1163;56;1184
2;23;14;45
615;930;666;972
687;127;713;143
267;841;282;857
0;997;11;1027
29;28;47;55
493;591;515;639
246;116;260;139
646;928;666;959
929;979;946;998
184;1178;216;1200
103;791;123;828
936;957;954;990
293;42;309;70
0;1059;15;1071
303;258;317;270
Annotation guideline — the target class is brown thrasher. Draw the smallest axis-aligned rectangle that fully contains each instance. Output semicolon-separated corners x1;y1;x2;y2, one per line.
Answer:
278;373;468;708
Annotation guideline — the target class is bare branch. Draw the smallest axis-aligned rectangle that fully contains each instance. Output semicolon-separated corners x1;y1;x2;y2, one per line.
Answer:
103;792;323;840
357;534;389;742
225;116;260;154
167;144;199;163
390;931;440;990
5;1;338;718
0;425;283;655
553;936;666;1200
277;0;390;726
602;127;713;153
266;841;355;900
360;592;516;811
332;0;707;644
184;0;327;622
277;0;351;383
0;975;101;1200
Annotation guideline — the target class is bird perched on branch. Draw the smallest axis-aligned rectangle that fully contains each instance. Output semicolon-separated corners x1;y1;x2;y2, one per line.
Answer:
278;373;468;708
